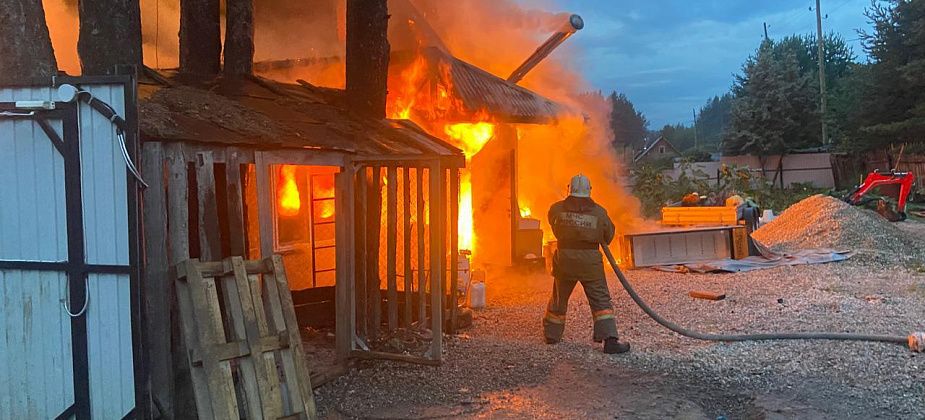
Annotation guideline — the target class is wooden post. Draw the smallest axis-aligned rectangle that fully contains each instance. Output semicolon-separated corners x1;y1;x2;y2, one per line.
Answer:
224;149;246;257
449;167;459;333
428;161;444;361
335;166;357;361
402;167;413;327
141;142;172;416
386;166;398;331
355;167;368;341
254;152;274;258
196;152;222;261
416;167;426;323
366;167;382;338
165;143;201;417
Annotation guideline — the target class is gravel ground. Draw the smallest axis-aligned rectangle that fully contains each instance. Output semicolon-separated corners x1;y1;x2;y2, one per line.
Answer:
314;257;924;418
313;212;925;418
753;195;925;266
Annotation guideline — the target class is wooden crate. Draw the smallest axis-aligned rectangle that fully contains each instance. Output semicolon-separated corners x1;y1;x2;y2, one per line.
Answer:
174;255;317;420
661;206;738;226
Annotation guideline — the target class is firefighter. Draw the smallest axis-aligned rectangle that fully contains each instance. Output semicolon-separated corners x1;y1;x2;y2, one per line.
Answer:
544;174;631;354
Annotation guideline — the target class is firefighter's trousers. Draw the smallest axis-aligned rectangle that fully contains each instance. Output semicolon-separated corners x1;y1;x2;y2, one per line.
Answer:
543;276;619;342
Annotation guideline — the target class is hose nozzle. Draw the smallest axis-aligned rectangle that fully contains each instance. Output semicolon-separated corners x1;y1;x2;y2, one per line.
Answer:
909;333;925;352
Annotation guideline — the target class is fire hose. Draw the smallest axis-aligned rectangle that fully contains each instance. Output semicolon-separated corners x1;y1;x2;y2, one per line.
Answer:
599;245;925;352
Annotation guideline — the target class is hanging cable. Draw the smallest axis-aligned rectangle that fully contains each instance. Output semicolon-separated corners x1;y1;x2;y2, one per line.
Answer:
73;90;148;188
63;276;90;318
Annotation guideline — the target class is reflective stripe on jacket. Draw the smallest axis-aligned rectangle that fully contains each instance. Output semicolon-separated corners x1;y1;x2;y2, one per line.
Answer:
548;196;615;280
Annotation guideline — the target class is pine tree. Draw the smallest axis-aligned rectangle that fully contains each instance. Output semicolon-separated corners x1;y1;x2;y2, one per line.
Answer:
856;0;925;146
724;41;820;157
609;91;649;151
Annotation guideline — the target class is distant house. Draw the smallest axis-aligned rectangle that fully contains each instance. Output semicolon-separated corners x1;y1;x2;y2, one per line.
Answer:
634;136;681;165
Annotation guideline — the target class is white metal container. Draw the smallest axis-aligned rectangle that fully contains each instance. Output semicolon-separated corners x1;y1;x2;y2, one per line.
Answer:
469;282;486;309
457;254;471;294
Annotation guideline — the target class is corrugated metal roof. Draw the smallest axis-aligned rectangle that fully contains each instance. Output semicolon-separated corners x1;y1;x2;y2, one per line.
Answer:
424;48;561;124
138;74;463;162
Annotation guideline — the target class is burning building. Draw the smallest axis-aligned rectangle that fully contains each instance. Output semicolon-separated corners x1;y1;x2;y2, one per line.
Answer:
253;0;641;271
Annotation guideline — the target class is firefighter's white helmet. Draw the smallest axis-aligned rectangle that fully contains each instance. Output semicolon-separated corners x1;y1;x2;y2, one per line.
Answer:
568;174;591;198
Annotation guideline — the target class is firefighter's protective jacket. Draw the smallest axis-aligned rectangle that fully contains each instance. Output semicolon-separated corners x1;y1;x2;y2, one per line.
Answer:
548;196;615;280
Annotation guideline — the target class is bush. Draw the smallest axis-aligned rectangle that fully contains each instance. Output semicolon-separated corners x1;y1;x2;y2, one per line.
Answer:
631;162;829;219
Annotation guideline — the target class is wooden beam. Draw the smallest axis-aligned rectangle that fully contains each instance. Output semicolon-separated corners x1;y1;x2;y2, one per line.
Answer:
335;167;357;361
224;149;246;256
265;255;318;417
386;165;398;331
195;152;222;261
355;167;368;341
689;290;726;301
402;167;413;327
416;167;426;324
428;162;444;361
366;167;382;339
350;350;441;367
259;149;347;167
449;168;459;333
254;152;274;259
141;142;173;417
165;143;203;417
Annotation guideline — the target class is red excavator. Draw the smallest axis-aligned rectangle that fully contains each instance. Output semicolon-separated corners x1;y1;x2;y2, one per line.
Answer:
844;169;916;221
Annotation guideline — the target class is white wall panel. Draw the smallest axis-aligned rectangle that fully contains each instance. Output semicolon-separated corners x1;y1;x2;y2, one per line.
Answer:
86;273;135;419
0;270;74;420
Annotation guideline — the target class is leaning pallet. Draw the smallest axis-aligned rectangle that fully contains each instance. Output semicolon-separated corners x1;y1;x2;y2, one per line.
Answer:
174;255;317;420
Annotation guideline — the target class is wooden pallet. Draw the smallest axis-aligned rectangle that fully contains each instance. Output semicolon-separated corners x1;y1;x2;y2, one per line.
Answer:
174;255;317;420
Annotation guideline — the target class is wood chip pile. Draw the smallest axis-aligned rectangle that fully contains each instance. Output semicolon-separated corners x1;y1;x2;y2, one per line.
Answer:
752;194;925;263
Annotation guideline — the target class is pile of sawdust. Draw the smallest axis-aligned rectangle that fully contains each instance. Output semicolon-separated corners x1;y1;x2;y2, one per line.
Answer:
752;194;924;262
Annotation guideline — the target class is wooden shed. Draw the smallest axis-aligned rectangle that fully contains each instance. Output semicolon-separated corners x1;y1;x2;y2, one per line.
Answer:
138;74;464;417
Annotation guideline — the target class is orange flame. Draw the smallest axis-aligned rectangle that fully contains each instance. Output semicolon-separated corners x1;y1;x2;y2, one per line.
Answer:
519;207;532;218
443;121;495;252
278;165;301;217
387;55;428;119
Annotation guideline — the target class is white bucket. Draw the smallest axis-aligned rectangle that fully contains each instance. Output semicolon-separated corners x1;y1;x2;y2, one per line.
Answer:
761;209;776;226
469;282;486;309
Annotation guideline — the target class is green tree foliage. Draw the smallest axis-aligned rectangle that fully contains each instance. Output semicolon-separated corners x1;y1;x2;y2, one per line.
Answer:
724;40;820;157
853;0;925;147
609;91;649;151
695;94;733;150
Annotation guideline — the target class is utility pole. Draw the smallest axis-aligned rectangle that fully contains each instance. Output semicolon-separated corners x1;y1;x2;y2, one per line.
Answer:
763;22;769;41
815;0;829;145
693;108;699;150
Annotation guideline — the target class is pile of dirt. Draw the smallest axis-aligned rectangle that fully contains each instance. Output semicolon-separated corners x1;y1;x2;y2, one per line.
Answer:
752;194;925;263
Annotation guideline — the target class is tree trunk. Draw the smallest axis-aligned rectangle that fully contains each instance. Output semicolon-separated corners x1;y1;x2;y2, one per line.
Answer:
0;0;57;84
78;0;143;75
180;0;221;76
346;0;390;118
224;0;254;77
